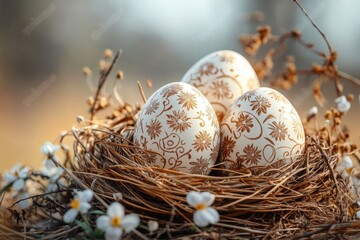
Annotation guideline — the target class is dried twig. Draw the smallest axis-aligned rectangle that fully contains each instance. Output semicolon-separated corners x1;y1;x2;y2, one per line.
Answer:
90;50;121;120
293;0;332;54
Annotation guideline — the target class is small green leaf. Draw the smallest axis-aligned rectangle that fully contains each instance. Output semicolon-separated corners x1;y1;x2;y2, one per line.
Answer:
89;210;106;215
75;220;93;234
92;228;105;239
0;182;13;195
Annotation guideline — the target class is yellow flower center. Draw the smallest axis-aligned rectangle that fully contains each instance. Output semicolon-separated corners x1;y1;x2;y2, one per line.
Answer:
14;171;19;178
195;203;206;211
111;216;122;227
69;198;80;209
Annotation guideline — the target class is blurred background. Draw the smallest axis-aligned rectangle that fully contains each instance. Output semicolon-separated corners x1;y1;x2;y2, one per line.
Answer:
0;0;359;171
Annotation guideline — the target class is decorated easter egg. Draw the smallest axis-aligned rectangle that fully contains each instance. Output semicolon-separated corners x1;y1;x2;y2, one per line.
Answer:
133;82;220;175
220;87;305;170
181;50;260;123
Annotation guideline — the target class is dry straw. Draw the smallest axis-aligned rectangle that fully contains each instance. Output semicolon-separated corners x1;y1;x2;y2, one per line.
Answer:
1;1;360;239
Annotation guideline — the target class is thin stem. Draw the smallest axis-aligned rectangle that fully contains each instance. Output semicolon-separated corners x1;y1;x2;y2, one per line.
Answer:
137;81;147;103
338;71;360;87
293;0;333;55
90;50;122;120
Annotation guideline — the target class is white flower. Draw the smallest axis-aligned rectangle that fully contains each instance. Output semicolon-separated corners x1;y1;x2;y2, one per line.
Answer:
357;210;360;219
308;106;318;116
63;189;93;223
335;96;351;113
41;141;60;169
96;202;140;240
340;156;353;169
41;166;64;192
186;191;219;227
4;164;28;193
41;141;60;155
337;155;353;178
16;191;31;209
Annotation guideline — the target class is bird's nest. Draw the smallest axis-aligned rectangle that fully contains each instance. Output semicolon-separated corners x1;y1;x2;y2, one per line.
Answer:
0;94;359;239
2;4;360;234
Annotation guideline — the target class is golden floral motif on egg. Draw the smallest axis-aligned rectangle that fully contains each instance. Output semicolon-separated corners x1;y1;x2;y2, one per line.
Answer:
234;112;254;133
241;144;262;165
218;52;235;63
268;121;288;141
177;91;198;110
166;110;192;133
292;120;304;140
229;158;244;171
204;105;218;127
142;152;157;164
135;83;220;174
220;135;235;159
220;88;305;170
239;91;256;102
189;156;210;175
146;119;162;140
145;98;160;115
192;130;212;152
250;95;271;115
197;62;217;76
138;136;149;149
209;80;233;100
268;90;289;103
210;135;220;163
161;84;184;98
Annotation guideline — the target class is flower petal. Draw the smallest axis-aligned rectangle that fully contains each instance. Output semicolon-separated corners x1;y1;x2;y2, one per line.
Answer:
206;207;220;224
193;210;209;227
51;168;64;182
4;172;16;183
17;192;30;209
17;199;30;209
79;202;91;214
40;142;52;155
341;156;353;169
335;96;346;104
41;142;59;155
96;215;110;231
338;101;351;113
46;183;58;193
77;189;93;202
308;106;318;116
200;192;215;207
107;202;124;218
18;167;29;179
11;163;21;173
44;159;57;169
63;209;79;223
105;227;123;240
186;191;202;207
12;179;25;191
122;214;140;233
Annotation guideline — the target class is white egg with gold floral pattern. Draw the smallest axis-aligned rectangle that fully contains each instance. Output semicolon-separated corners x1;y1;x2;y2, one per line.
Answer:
220;87;305;171
181;50;260;123
134;82;220;175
